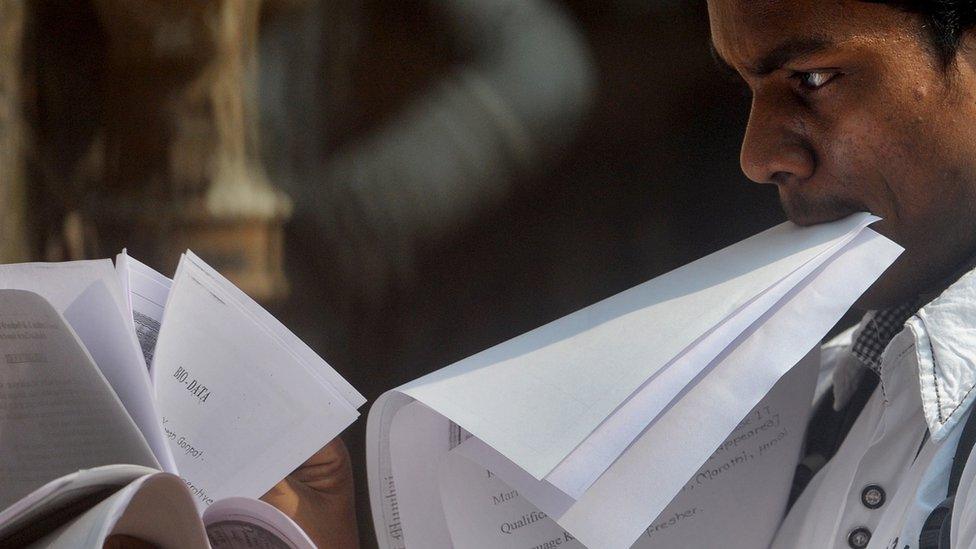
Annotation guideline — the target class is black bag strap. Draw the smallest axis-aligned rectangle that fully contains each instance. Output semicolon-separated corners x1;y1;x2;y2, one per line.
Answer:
788;372;879;509
948;410;976;496
919;407;976;548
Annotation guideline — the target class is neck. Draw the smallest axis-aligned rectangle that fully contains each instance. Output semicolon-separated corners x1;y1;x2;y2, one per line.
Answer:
855;247;976;312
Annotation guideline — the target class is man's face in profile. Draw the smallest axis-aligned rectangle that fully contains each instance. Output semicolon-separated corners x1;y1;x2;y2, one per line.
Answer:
708;0;976;306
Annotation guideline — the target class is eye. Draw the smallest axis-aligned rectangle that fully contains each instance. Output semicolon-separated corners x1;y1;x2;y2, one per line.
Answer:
791;71;837;91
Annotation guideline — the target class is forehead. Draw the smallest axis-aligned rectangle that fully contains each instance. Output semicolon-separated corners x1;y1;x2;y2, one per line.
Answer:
707;0;911;65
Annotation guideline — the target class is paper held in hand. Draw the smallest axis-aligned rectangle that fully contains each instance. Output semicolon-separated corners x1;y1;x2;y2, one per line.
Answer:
366;212;903;549
0;251;363;548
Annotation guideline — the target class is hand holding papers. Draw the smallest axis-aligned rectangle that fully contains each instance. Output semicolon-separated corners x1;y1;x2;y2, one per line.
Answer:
367;213;903;549
151;251;365;508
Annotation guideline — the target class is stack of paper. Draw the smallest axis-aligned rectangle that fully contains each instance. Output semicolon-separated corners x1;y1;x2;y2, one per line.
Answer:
366;213;902;549
0;251;364;546
147;251;365;506
0;259;178;473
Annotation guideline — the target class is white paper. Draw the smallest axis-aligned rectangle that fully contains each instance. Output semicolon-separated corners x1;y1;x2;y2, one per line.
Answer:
0;260;177;473
455;436;575;519
182;251;365;410
559;228;902;549
116;251;172;369
439;450;583;549
0;464;156;545
441;350;817;549
401;214;878;479
0;290;159;510
367;215;903;549
152;254;360;509
543;224;857;497
388;401;455;548
204;497;316;549
31;472;209;549
627;355;815;548
366;391;413;549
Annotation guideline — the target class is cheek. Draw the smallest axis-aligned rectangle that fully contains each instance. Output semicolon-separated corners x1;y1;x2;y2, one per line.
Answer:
876;114;965;216
831;109;974;246
816;104;931;218
813;118;888;207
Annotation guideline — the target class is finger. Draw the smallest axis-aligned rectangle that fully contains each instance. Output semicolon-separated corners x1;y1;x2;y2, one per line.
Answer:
291;440;352;493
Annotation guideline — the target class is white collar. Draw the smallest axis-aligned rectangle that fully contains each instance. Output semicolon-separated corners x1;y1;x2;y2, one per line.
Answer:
833;266;976;441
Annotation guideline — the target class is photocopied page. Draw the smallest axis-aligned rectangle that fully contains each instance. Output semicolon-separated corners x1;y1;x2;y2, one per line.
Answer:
558;229;901;549
367;215;903;549
366;391;414;549
0;290;159;511
542;230;855;499
115;251;172;369
0;260;178;473
0;465;156;547
537;225;893;501
439;449;582;549
399;214;879;481
436;452;576;549
0;464;157;546
203;497;316;549
439;352;818;549
182;251;365;410
628;356;814;548
31;472;209;549
387;401;456;549
151;254;361;509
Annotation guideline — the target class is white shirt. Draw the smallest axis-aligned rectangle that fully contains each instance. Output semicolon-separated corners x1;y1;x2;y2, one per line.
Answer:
772;266;976;549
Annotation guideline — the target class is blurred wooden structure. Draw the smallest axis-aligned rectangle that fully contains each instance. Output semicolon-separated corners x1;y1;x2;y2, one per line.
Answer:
87;0;291;301
0;2;29;263
20;0;290;301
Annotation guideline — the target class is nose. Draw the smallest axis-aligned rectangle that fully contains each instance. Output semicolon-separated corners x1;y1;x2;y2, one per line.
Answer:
740;94;815;184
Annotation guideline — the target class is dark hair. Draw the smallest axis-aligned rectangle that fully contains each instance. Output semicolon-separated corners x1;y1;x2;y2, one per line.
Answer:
863;0;976;65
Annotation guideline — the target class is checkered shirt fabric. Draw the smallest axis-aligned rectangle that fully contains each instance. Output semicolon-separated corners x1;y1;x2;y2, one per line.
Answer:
851;300;924;373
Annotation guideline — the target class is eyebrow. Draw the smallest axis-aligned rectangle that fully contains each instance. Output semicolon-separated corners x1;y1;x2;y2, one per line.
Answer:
710;36;834;77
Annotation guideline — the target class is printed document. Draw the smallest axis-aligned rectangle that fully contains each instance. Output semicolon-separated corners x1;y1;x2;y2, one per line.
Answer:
367;213;904;549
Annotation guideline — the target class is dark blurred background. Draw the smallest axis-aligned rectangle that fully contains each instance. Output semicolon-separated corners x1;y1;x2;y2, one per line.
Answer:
0;1;785;546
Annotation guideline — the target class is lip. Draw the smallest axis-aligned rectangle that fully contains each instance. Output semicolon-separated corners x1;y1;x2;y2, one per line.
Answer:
773;176;870;227
777;191;861;227
786;209;855;227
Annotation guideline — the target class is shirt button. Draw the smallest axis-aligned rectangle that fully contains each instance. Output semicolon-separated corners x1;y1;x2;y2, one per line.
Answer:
847;527;871;548
861;484;886;509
